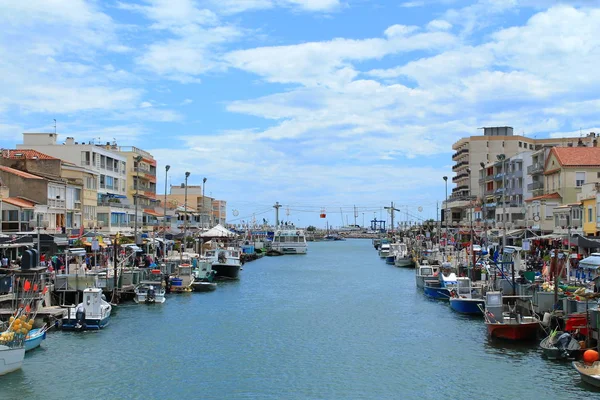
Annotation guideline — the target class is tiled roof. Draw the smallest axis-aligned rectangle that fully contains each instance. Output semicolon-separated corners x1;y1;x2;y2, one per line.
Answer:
143;208;163;217
2;197;36;208
3;149;58;160
550;147;600;167
0;166;44;179
524;192;562;202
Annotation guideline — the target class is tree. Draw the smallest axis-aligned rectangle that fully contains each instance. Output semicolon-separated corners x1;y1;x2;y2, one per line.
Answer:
306;226;316;232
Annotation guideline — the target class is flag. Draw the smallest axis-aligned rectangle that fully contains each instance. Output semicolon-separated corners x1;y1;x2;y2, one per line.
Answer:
24;280;31;291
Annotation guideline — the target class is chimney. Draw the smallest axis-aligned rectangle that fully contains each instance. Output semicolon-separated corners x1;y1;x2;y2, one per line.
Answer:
65;137;74;145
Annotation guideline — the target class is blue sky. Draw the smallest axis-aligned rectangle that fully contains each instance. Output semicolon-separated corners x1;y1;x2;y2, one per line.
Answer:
1;0;600;228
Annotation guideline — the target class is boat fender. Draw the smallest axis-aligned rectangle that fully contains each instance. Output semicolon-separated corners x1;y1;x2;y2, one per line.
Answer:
542;312;552;327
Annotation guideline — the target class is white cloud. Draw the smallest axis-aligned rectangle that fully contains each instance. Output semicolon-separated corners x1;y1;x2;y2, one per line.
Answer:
209;0;341;14
226;26;456;87
180;99;193;105
400;1;425;7
140;101;153;108
426;19;452;31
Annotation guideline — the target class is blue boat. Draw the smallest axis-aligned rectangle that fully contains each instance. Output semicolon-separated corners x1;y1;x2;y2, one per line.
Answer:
423;262;457;301
449;277;485;315
25;328;46;351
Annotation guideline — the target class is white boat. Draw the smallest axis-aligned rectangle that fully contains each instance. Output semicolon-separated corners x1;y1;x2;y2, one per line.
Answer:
192;260;217;292
205;249;242;279
415;260;440;289
0;346;25;376
378;243;390;259
134;282;166;304
394;243;415;268
62;287;112;331
271;227;308;255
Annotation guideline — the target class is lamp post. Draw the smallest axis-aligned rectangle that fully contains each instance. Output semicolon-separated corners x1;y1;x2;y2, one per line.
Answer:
480;162;488;251
133;155;143;245
443;176;448;254
181;171;190;262
202;177;207;229
497;154;507;253
163;165;170;259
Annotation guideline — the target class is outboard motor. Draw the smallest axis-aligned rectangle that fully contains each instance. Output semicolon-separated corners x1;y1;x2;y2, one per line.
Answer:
164;275;171;294
146;286;156;304
75;306;86;330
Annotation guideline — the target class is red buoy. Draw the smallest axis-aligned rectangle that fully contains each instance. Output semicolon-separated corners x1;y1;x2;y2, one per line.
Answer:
583;350;599;364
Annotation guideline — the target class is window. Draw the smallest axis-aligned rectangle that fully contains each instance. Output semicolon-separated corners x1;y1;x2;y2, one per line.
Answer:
529;144;533;150
589;207;593;223
555;215;559;227
100;175;105;189
597;172;600;179
100;155;106;169
81;151;90;166
519;142;522;148
576;172;586;187
106;176;114;190
546;203;557;219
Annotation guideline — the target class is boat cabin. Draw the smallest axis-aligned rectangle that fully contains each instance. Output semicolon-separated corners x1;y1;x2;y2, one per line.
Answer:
81;288;105;318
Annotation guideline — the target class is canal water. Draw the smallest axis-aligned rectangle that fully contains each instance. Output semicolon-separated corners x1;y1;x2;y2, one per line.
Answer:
2;239;598;399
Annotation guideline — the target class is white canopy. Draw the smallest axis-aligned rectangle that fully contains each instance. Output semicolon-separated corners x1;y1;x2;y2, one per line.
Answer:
200;224;237;238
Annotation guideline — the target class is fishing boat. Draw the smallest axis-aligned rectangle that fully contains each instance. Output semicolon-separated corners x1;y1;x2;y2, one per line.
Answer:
205;248;242;280
573;361;600;388
62;287;112;331
192;259;217;292
323;233;345;241
386;243;400;264
271;227;308;254
415;260;439;289
170;263;195;292
373;238;382;250
449;277;485;315
24;327;47;351
423;262;457;300
394;243;415;268
539;330;581;360
378;243;390;259
0;346;25;376
134;282;166;304
482;291;540;340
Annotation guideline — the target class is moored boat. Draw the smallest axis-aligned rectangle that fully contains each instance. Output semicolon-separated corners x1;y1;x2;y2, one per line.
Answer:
192;260;217;292
62;287;112;331
539;330;581;360
394;243;414;268
271;227;308;255
482;291;540;340
449;277;485;315
206;249;242;280
415;260;439;289
423;262;457;301
170;263;195;293
573;361;600;388
134;282;166;304
0;346;25;376
378;243;390;259
24;327;47;351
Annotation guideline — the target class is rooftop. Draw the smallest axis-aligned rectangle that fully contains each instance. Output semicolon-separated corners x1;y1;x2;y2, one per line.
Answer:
2;149;58;160
524;192;562;202
0;166;44;180
550;146;600;167
2;197;37;208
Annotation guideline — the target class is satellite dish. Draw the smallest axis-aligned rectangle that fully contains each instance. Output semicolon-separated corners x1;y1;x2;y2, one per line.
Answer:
232;210;239;216
418;206;423;212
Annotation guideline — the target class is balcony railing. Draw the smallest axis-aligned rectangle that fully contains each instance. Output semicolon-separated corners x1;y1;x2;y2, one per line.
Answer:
452;161;468;171
527;163;544;175
452;173;469;183
451;148;469;160
527;181;543;191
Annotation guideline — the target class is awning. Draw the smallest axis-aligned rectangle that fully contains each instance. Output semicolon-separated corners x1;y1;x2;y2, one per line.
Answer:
572;234;600;249
498;229;525;239
111;212;126;215
143;209;163;217
579;254;600;270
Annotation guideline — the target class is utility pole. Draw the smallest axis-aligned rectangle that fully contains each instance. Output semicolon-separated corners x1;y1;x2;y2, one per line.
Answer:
273;202;281;228
354;205;358;227
384;202;400;233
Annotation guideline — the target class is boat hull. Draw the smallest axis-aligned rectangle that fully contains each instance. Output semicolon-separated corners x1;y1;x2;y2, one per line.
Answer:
449;298;484;315
423;285;450;300
192;281;217;292
62;315;110;331
212;263;240;280
385;256;395;265
0;346;25;376
134;293;166;304
486;322;539;340
24;329;46;351
395;258;415;268
573;361;600;388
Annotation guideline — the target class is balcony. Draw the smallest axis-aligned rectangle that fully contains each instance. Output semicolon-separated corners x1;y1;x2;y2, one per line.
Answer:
452;161;468;171
452;173;469;183
493;173;504;181
527;163;544;175
451;148;469;160
527;181;543;191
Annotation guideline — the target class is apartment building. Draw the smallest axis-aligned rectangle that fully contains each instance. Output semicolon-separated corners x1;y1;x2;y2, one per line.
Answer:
167;185;213;229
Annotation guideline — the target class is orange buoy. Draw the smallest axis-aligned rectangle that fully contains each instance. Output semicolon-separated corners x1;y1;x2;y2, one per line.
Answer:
583;350;599;364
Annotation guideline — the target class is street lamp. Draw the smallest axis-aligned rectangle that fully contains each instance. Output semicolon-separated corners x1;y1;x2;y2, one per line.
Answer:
480;162;488;250
497;154;507;254
202;177;207;229
163;165;170;259
88;220;104;268
443;176;448;253
181;171;190;262
133;155;143;245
